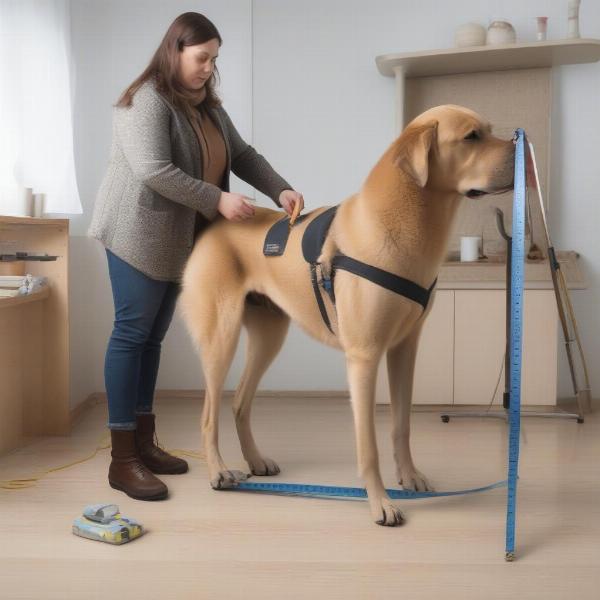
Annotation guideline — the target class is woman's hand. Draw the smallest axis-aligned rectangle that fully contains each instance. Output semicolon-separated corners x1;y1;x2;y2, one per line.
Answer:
279;190;304;217
217;192;255;222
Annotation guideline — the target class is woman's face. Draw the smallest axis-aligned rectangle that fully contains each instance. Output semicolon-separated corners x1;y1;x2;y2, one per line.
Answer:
178;38;220;91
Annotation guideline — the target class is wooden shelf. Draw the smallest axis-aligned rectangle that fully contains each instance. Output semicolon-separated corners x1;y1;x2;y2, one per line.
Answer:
376;38;600;78
0;215;69;228
0;286;50;309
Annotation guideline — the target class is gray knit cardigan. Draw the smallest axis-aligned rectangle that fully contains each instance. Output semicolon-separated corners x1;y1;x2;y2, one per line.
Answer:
87;79;293;282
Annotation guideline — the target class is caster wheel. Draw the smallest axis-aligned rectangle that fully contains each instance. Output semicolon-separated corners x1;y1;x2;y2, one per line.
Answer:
441;415;450;423
577;417;584;424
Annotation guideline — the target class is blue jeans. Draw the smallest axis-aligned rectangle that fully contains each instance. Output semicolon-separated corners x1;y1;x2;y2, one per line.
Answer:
104;248;181;430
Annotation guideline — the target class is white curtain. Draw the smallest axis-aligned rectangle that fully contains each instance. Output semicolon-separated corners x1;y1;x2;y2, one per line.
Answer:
0;0;82;215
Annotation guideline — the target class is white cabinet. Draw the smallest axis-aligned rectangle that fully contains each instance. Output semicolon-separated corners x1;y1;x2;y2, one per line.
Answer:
377;288;558;406
453;290;506;405
453;289;557;406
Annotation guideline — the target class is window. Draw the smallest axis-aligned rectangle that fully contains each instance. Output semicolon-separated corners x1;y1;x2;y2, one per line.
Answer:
0;0;81;215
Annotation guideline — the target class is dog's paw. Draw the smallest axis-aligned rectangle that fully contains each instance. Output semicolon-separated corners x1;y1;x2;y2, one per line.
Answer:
397;465;434;492
210;469;250;490
371;497;405;527
248;456;280;476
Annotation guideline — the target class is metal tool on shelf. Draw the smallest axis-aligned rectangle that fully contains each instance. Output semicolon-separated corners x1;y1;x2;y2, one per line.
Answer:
0;252;58;261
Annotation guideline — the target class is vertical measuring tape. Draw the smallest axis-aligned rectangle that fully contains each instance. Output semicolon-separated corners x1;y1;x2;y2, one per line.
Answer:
505;128;526;561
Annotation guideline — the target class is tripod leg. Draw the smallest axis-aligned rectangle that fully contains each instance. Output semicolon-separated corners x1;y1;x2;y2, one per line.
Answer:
527;142;593;416
557;267;592;414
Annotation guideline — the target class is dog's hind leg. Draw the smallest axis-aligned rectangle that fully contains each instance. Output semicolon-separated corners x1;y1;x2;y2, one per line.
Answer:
233;297;290;476
386;322;434;492
346;352;405;526
180;278;249;490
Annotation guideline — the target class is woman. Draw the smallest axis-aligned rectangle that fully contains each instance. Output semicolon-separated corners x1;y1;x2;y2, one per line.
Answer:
87;12;304;501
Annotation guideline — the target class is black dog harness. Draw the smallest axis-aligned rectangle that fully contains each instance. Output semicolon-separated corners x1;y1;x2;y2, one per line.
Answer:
263;205;437;334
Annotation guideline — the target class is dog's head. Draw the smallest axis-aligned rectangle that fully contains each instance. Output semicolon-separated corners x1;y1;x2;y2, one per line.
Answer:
393;105;515;198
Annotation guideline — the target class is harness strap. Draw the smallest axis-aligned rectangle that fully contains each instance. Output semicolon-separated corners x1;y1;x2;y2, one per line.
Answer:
288;203;437;332
301;206;339;263
312;255;437;335
332;255;437;311
310;263;334;334
263;212;311;256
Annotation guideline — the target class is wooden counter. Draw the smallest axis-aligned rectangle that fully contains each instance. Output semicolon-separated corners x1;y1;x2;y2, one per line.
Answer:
437;251;586;289
0;215;70;455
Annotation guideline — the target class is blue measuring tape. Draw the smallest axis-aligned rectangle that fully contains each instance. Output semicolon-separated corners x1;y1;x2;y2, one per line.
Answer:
232;479;508;500
228;132;526;562
505;128;526;561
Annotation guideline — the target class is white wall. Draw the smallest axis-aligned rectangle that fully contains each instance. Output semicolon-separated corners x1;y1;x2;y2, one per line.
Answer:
69;0;600;409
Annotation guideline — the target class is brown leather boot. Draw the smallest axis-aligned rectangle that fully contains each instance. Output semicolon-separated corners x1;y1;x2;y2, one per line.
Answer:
108;429;168;501
135;413;189;475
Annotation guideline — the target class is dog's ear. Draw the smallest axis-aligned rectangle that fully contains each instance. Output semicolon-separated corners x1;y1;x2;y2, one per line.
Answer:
393;121;438;187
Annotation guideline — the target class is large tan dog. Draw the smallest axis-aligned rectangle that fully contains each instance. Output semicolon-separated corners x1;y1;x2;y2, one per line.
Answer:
179;104;515;526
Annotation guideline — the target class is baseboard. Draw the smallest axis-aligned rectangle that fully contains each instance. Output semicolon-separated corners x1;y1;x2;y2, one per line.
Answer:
153;389;350;400
68;390;353;427
69;392;105;429
85;389;351;403
74;391;598;416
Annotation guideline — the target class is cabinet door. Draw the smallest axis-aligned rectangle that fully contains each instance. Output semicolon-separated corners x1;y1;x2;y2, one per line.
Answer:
376;290;454;404
521;290;558;406
454;290;505;405
454;290;557;406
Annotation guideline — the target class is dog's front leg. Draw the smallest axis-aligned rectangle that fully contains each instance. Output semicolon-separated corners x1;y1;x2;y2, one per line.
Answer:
346;354;405;526
386;326;434;492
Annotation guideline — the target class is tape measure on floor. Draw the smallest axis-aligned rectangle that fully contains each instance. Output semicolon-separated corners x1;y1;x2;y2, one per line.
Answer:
231;479;509;499
505;128;526;562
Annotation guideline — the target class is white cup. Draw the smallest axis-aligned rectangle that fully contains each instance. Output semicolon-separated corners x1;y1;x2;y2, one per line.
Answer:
13;186;34;216
460;236;481;262
33;193;45;217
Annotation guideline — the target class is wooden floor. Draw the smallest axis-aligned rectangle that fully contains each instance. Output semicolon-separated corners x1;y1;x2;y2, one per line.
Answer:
1;395;599;599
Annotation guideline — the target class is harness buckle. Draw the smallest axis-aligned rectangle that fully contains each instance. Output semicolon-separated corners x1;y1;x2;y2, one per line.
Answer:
318;263;336;304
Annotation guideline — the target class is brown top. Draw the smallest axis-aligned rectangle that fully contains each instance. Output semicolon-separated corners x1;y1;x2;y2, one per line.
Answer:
193;107;227;236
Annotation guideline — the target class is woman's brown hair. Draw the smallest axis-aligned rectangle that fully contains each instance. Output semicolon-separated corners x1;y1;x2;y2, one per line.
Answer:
116;12;222;119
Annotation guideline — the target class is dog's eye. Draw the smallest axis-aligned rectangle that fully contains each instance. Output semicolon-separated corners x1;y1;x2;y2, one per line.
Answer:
464;130;480;141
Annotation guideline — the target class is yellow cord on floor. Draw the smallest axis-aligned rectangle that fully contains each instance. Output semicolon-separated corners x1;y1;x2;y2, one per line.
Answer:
0;432;206;490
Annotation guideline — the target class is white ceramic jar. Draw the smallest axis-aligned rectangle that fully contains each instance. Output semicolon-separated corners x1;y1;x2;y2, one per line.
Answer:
486;20;517;45
455;22;487;47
